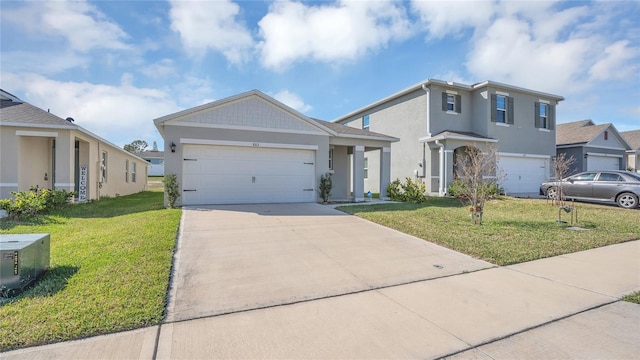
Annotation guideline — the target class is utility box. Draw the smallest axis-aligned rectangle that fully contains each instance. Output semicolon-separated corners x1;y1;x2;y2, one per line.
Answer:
0;234;50;296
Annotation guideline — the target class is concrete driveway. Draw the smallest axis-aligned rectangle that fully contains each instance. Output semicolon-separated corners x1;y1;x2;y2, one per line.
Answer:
166;203;492;322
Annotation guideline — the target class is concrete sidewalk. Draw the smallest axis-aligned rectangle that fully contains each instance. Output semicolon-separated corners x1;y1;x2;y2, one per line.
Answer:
3;203;639;359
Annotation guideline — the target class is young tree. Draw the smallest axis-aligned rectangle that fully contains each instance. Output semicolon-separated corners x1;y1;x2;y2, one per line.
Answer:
452;144;501;225
549;153;576;206
124;140;148;154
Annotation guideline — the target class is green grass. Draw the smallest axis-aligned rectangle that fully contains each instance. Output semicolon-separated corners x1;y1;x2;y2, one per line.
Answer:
623;291;640;304
338;197;640;266
0;191;181;351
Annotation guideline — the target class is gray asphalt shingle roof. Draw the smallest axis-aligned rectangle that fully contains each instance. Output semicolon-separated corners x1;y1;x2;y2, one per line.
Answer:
621;130;640;150
311;118;397;140
0;100;76;128
556;120;610;146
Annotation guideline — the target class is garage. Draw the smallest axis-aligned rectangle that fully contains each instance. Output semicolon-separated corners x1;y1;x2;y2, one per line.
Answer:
182;144;316;205
498;155;549;196
587;155;620;171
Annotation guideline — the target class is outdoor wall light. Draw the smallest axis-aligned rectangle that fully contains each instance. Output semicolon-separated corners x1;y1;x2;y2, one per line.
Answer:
170;142;176;153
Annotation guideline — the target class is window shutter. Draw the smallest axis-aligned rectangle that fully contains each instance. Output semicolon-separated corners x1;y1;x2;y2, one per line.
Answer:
549;104;556;130
455;95;461;113
534;102;541;128
491;94;497;122
507;96;514;124
442;92;448;112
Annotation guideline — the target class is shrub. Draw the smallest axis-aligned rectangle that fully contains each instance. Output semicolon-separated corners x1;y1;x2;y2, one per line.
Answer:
0;188;74;220
318;172;333;203
163;174;180;208
386;177;427;203
447;179;502;200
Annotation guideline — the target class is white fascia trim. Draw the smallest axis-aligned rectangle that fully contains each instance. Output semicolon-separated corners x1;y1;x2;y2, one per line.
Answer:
172;121;326;136
16;130;58;137
180;138;319;151
2;122;75;130
419;135;498;143
583;144;627;151
586;152;623;158
498;152;551;159
0;183;18;187
335;133;399;142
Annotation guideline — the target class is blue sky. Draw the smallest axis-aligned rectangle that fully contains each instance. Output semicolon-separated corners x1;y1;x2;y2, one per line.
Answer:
1;0;639;149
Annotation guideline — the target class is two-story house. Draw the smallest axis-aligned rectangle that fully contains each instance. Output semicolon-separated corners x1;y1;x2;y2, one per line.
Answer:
333;79;564;197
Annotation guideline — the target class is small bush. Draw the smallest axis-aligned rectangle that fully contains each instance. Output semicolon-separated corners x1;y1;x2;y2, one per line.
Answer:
447;179;502;200
386;178;426;203
163;174;180;208
0;188;74;220
318;172;333;203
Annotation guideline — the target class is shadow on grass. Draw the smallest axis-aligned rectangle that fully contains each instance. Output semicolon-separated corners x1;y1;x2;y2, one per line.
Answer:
0;265;79;304
0;192;168;227
338;197;466;213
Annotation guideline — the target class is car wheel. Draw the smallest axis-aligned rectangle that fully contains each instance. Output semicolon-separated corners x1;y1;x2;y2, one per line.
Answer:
546;187;559;199
616;192;638;209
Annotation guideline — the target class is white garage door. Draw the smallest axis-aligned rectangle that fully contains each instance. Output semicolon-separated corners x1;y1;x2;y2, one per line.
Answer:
182;144;316;205
587;155;619;171
498;156;548;196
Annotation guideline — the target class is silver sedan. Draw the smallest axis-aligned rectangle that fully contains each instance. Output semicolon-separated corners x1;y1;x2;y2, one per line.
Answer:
540;170;640;209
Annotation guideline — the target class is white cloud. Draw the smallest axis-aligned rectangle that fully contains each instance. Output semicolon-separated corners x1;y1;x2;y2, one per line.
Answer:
0;51;89;75
410;0;494;39
258;0;413;70
1;0;128;52
271;90;312;113
140;59;177;79
169;0;254;63
1;72;180;147
589;40;639;81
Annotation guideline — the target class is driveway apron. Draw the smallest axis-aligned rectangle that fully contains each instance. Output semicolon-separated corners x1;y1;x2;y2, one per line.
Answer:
165;203;493;322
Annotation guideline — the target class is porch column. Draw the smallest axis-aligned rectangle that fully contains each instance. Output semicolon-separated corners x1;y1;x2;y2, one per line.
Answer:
352;146;365;202
54;133;74;193
379;147;391;200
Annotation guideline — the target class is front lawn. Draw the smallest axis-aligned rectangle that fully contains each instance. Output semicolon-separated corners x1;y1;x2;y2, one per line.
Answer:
338;197;640;266
0;191;181;351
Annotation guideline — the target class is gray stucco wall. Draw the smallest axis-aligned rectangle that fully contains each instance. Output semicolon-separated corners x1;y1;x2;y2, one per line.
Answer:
163;124;330;206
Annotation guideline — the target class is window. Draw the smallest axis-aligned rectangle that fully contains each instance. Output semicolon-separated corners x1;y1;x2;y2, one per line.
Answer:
491;94;514;124
363;115;370;130
442;93;461;113
496;95;506;123
597;173;623;182
101;151;108;183
571;172;596;181
363;157;368;179
125;160;129;182
328;149;334;170
535;102;555;130
604;131;609;140
132;162;137;183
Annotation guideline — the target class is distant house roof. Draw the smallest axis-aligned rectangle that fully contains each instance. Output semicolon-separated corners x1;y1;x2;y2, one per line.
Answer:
556;119;630;149
621;130;640;150
309;118;398;141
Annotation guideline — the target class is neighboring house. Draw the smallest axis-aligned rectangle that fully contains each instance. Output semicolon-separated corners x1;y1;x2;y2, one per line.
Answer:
556;120;630;175
0;89;148;201
333;79;564;197
140;150;165;176
621;130;640;173
154;90;398;206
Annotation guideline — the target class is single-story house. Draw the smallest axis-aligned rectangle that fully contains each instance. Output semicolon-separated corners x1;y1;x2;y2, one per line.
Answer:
0;89;148;201
154;90;398;206
620;130;640;173
556;120;630;175
333;79;564;197
140;150;165;176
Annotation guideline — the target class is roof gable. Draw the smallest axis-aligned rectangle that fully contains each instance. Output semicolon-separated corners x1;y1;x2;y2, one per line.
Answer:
154;90;328;136
621;130;640;150
557;120;629;149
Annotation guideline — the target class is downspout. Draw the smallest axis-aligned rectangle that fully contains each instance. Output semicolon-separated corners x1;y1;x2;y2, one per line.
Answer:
435;140;445;196
421;84;431;180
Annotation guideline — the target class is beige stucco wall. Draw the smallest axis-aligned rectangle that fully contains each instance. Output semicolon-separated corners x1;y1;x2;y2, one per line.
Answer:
0;126;147;200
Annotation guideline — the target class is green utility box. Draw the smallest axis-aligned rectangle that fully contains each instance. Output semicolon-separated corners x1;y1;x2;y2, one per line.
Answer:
0;234;50;297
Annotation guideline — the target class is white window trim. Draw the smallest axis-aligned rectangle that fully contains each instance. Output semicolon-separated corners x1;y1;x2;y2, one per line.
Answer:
364;157;369;179
132;162;137;183
328;148;334;170
125;159;129;183
496;95;507;124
